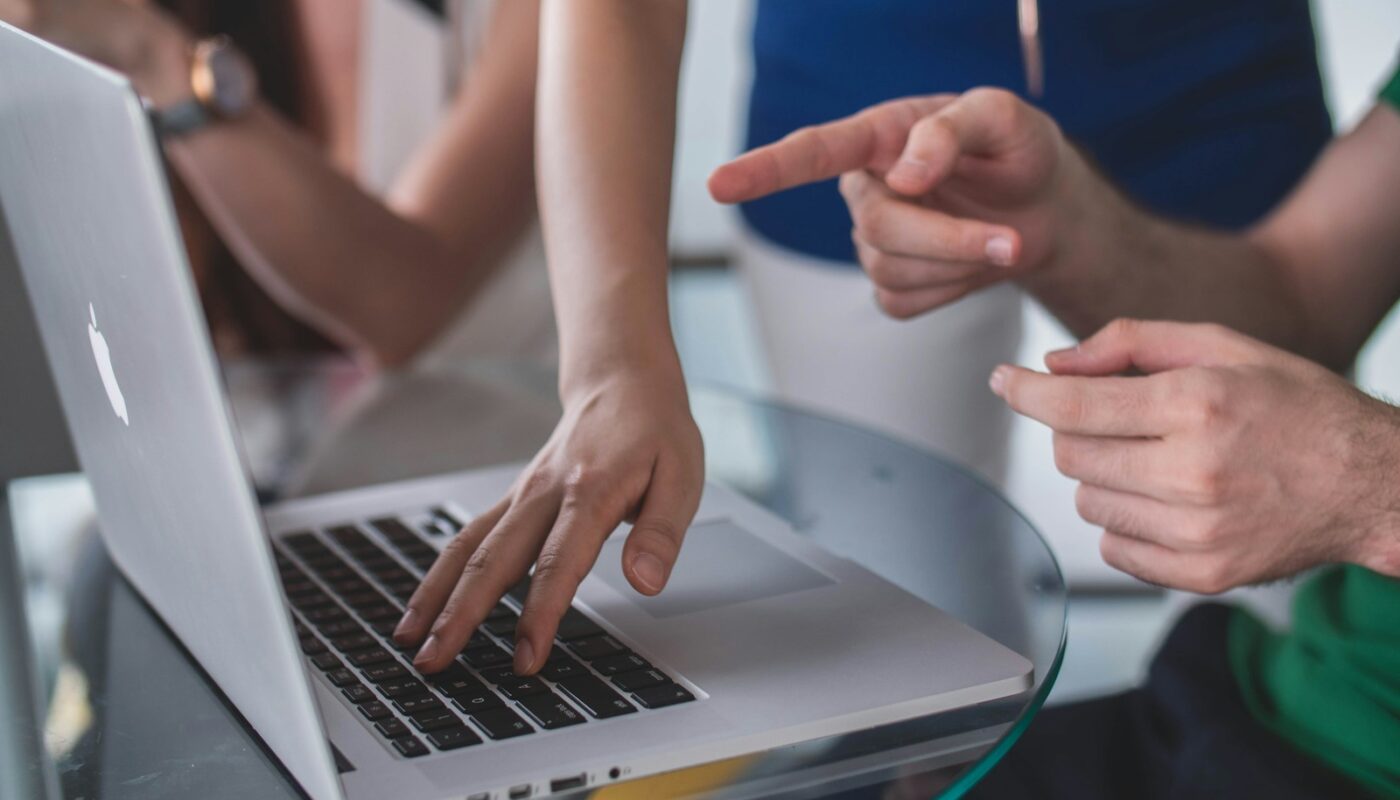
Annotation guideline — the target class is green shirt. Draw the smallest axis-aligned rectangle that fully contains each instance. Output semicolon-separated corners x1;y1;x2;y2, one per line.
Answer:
1226;64;1400;799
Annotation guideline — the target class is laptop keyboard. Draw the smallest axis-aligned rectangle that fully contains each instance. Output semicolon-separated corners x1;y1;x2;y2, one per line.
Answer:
274;509;696;759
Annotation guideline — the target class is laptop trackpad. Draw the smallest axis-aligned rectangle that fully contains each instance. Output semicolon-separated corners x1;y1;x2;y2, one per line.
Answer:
594;520;834;619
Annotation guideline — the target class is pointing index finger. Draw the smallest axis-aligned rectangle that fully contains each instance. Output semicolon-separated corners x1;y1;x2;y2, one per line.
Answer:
708;96;953;204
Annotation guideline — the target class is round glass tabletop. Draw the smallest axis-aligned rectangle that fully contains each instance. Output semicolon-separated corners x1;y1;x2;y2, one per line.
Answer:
4;359;1066;799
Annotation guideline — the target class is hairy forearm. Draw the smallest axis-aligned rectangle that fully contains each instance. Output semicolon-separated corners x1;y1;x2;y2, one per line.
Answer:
1020;148;1316;364
536;0;689;398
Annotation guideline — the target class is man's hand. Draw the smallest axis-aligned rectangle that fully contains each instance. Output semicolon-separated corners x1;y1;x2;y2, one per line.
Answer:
709;89;1085;319
393;372;704;675
991;319;1400;592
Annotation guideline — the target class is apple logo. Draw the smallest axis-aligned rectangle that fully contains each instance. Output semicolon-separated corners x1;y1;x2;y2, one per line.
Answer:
88;303;129;426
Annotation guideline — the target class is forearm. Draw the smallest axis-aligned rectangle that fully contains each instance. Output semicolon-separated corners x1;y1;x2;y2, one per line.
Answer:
1021;148;1314;362
166;110;494;366
536;0;689;398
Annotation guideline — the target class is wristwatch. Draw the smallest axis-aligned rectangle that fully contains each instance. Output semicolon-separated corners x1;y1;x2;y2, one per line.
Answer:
149;36;257;139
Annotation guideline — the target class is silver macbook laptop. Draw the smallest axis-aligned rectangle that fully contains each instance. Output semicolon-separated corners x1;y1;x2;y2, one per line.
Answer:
0;24;1032;800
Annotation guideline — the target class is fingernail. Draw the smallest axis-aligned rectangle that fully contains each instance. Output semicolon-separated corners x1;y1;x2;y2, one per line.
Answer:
1045;345;1078;362
888;157;931;187
513;638;536;674
989;366;1009;397
393;608;418;642
986;235;1015;267
631;552;667;593
413;634;440;668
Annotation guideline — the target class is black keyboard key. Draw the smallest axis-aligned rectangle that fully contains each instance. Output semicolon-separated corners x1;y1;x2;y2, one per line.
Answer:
592;652;650;676
557;675;637;719
304;607;350;625
371;517;421;545
318;620;363;638
284;532;321;552
347;648;395;667
361;663;409;684
311;653;342;671
567;634;627;661
378;677;431;699
516;692;586;730
391;736;428;759
484;616;517;637
540;657;589;682
358;605;403;622
427;726;481;751
555;608;605;642
631;682;696;709
300;637;328;656
341;684;374;704
610;668;669;693
358;701;391;721
409;710;460;733
369;619;399;636
330;633;378;652
485;604;515;621
394;695;446;717
478;666;520;685
497;677;550;700
374;718;408;739
326;668;358;687
451;690;504;714
430;673;487;698
469;707;534;740
462;645;512;670
431;506;466;530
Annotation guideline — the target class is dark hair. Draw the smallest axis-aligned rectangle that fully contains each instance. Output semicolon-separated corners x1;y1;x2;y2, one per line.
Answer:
158;0;336;356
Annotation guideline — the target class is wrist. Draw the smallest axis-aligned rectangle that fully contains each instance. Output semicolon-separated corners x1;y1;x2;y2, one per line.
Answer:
128;20;195;108
1349;398;1400;577
558;339;686;409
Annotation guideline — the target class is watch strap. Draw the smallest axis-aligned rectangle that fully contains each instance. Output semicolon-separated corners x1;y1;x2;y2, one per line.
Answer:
150;98;212;139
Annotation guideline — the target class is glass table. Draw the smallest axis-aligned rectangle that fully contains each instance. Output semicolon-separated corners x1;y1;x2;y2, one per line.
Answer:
3;359;1067;800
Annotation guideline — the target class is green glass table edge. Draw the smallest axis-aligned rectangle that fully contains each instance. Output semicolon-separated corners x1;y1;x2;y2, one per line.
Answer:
941;624;1068;799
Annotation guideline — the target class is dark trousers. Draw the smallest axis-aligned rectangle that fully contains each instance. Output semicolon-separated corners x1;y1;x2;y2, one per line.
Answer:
969;603;1369;799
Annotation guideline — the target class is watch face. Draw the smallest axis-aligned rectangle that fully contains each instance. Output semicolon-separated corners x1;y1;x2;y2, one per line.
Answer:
203;45;256;117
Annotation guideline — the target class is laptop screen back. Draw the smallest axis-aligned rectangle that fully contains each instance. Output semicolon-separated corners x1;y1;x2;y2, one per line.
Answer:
0;25;341;800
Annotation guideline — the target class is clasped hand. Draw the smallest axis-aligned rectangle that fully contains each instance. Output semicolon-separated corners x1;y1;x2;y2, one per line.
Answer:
993;319;1400;592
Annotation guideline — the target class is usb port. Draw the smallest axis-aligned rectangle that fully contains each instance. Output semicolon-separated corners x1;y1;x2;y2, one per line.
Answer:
509;785;532;799
550;774;587;793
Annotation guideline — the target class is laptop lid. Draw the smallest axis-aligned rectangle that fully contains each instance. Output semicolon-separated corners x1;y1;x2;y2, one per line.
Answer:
0;24;342;800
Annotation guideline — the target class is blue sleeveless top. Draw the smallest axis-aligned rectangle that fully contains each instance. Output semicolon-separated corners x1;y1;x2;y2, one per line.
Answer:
741;0;1332;264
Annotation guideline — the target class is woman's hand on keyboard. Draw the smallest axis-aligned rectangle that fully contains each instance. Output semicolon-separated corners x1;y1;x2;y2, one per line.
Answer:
393;369;704;675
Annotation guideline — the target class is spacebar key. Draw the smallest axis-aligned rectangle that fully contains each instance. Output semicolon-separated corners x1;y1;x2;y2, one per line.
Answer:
557;675;636;719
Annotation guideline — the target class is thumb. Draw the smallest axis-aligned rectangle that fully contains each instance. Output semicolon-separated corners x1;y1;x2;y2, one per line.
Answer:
621;456;700;596
1045;319;1247;376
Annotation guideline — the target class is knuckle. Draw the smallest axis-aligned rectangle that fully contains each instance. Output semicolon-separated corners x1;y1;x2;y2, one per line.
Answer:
1104;317;1139;344
968;87;1020;128
1053;435;1083;477
516;467;554;500
875;289;918;320
1182;464;1227;506
462;543;496;578
532;548;587;590
631;517;684;554
853;200;887;242
1192;560;1236;595
865;253;904;289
